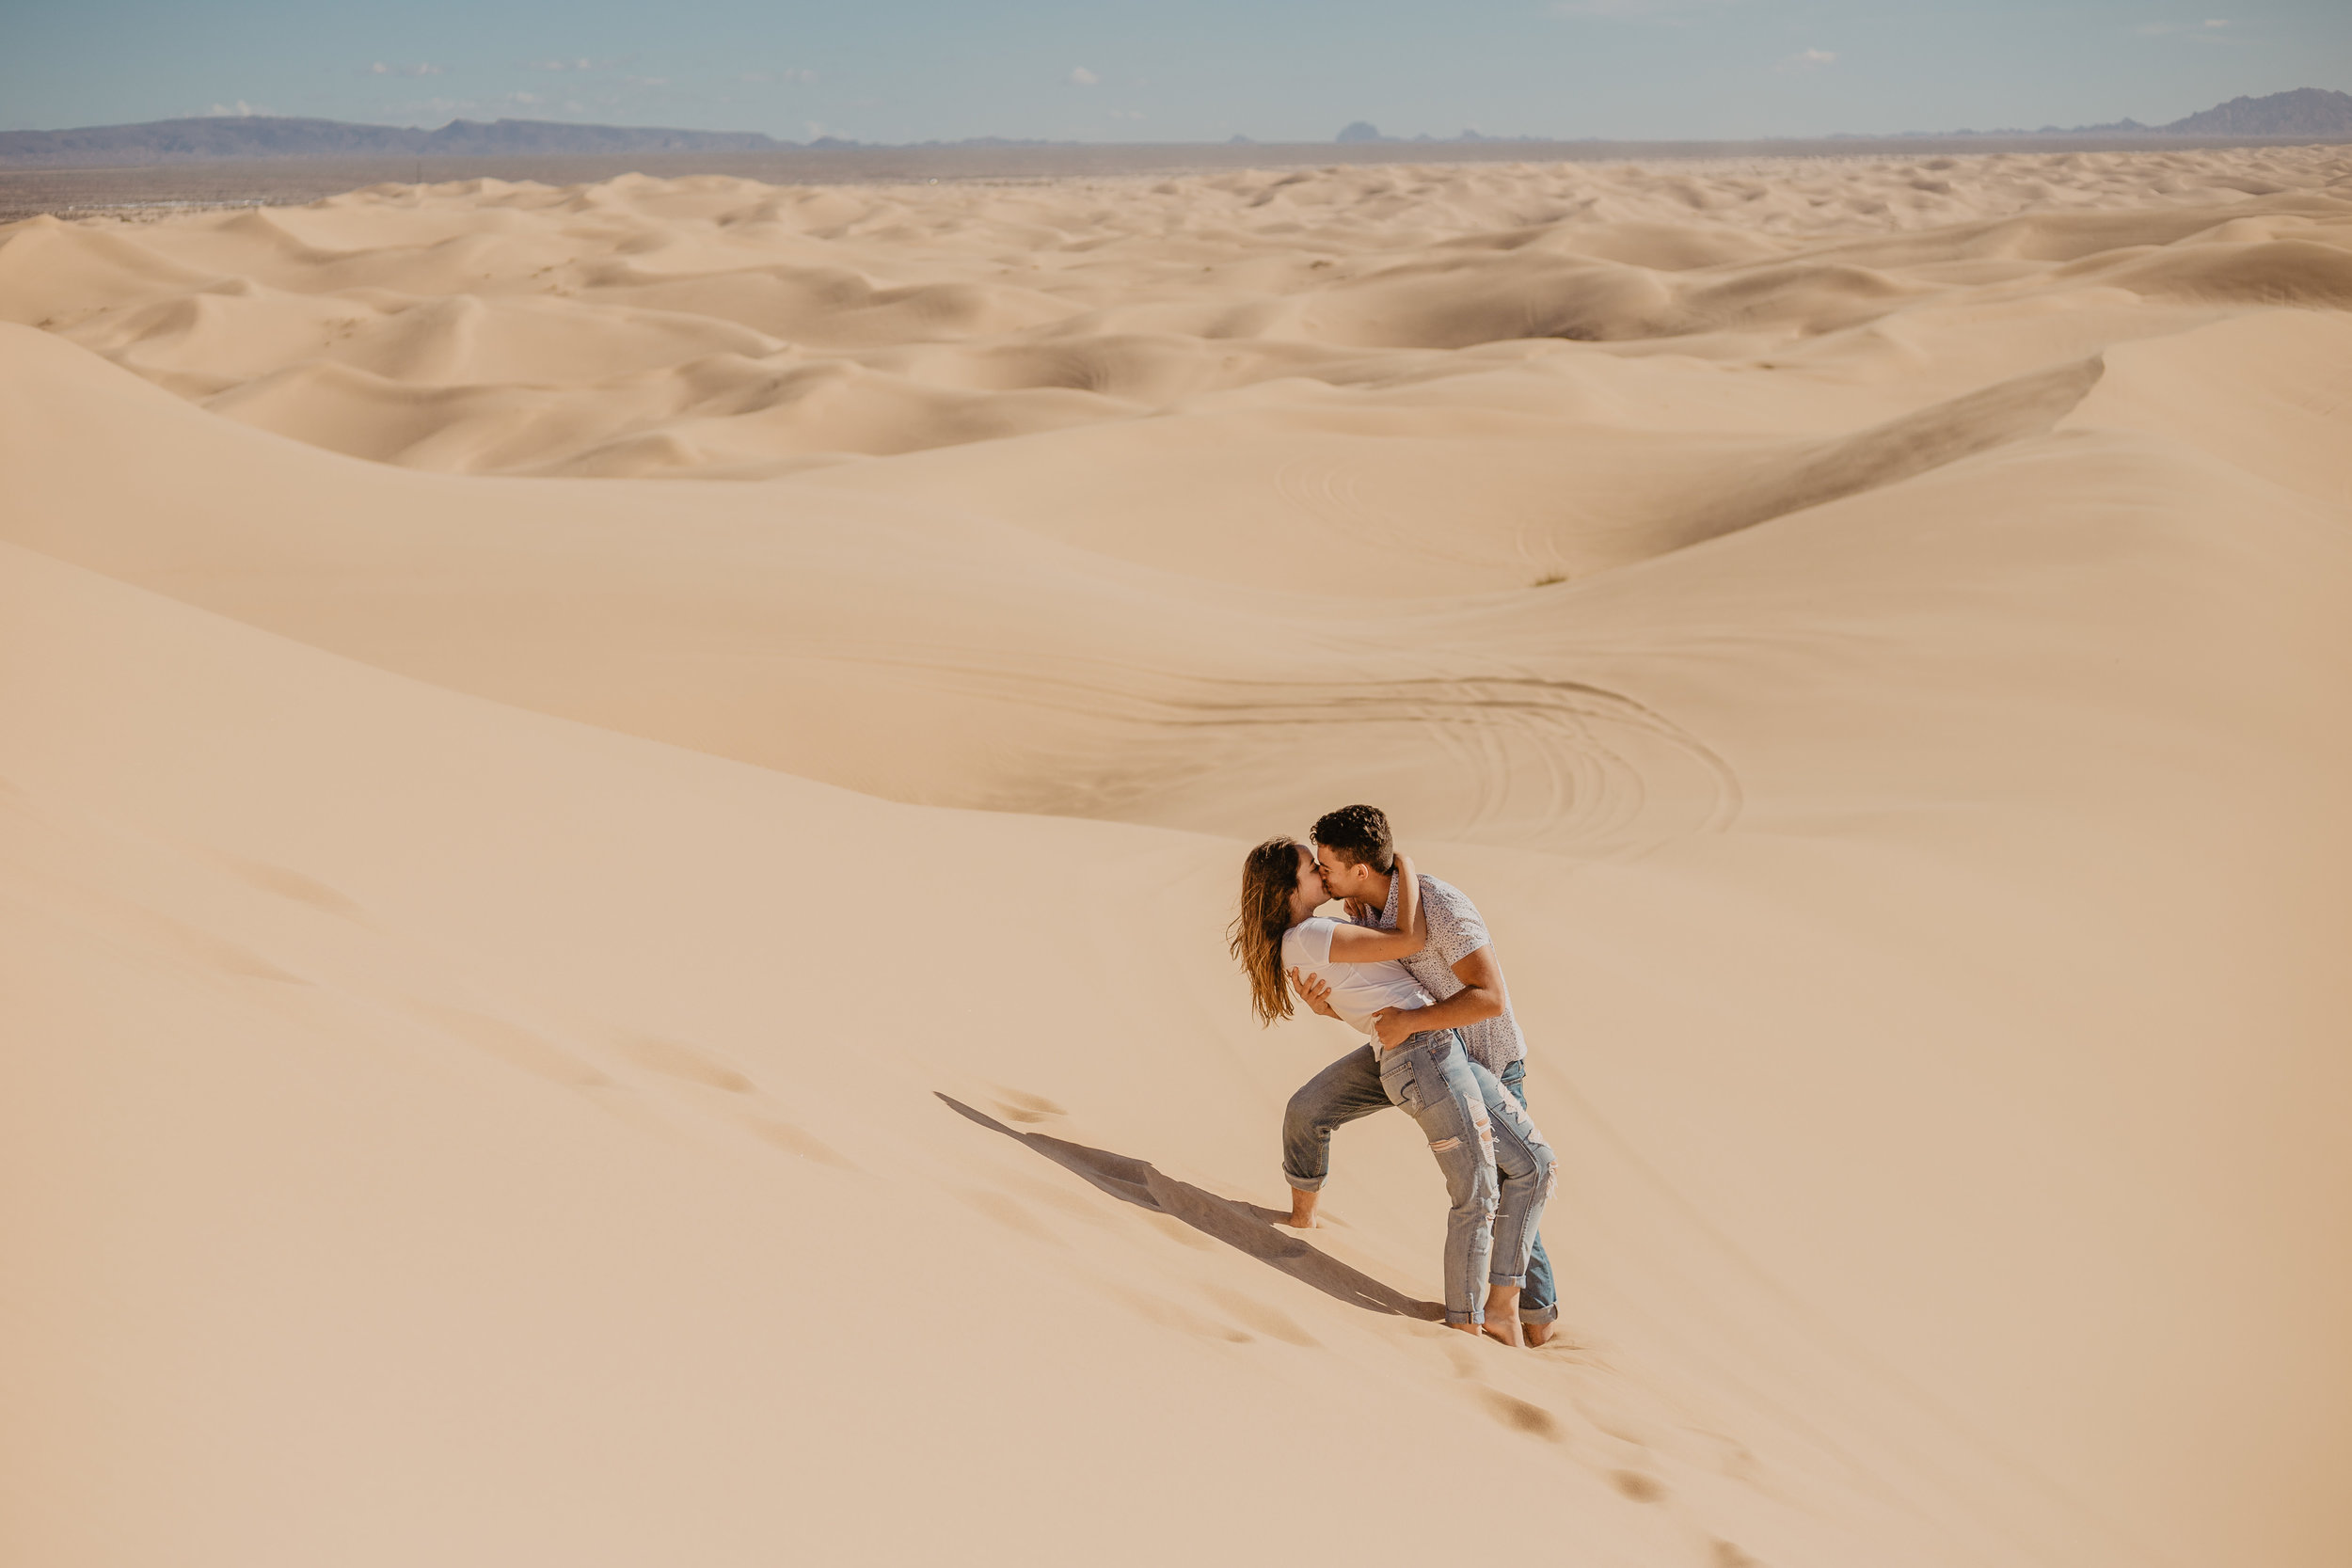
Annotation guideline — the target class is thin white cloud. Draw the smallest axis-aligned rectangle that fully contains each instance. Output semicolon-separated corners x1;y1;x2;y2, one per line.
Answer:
204;100;268;117
366;61;447;77
528;57;597;72
1772;45;1836;71
2135;17;2233;34
1070;65;1100;86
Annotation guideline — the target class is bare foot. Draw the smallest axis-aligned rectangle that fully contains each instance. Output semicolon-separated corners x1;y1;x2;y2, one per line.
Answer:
1523;1320;1556;1348
1283;1187;1321;1230
1481;1283;1524;1346
1274;1213;1322;1230
1448;1320;1483;1338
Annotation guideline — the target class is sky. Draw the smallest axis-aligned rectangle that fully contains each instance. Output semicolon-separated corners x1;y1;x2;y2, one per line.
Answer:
3;0;2347;143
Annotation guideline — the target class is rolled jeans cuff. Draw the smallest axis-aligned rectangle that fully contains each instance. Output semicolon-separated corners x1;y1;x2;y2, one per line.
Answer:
1282;1171;1327;1194
1444;1307;1485;1327
1518;1301;1560;1325
1488;1271;1528;1289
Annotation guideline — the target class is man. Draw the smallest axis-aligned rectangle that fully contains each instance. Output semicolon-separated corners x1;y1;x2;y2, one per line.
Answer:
1280;802;1560;1345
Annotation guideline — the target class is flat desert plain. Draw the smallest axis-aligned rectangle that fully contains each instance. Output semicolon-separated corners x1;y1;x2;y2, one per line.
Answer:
4;144;2350;1568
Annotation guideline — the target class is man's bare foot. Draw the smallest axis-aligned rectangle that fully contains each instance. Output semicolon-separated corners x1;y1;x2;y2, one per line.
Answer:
1281;1187;1321;1229
1448;1320;1483;1337
1481;1284;1524;1346
1523;1320;1556;1348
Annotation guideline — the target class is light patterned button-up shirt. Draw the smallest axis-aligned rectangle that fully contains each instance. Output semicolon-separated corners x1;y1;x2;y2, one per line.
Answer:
1352;873;1526;1073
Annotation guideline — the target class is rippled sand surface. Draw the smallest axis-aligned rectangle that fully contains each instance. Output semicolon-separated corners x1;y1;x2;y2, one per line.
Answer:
5;144;2350;1568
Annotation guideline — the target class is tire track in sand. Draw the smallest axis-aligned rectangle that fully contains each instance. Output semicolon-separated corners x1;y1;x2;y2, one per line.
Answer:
818;651;1742;851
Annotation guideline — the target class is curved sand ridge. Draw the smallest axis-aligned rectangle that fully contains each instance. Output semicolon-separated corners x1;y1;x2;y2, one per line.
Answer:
4;146;2351;1568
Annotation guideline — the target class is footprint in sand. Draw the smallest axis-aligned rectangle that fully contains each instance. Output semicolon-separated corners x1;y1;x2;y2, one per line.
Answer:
1576;1396;1669;1449
741;1115;856;1170
408;1001;608;1088
1199;1283;1319;1347
204;851;368;918
1478;1388;1565;1441
1111;1285;1253;1345
135;908;311;986
992;1086;1067;1124
617;1034;756;1094
609;1037;854;1167
953;1187;1063;1243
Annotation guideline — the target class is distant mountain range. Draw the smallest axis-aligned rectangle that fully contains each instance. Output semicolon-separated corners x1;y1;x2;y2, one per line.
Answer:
0;115;1120;166
1863;87;2352;140
1335;89;2352;146
2149;87;2352;135
2;87;2346;168
0;117;789;166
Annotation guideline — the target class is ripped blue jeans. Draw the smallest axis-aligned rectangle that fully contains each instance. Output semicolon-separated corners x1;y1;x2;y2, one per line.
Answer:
1282;1046;1559;1323
1379;1030;1556;1326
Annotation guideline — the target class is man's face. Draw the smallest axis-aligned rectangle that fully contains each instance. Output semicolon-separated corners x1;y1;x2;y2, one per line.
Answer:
1313;845;1384;905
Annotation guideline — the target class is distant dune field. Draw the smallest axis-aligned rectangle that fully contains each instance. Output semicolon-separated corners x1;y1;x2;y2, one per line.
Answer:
1;128;2335;223
4;144;2349;1568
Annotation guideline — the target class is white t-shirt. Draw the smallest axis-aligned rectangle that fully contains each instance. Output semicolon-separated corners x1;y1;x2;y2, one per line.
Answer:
1280;916;1436;1041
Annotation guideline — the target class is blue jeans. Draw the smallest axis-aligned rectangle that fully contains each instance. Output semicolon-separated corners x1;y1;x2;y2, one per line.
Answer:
1283;1043;1560;1323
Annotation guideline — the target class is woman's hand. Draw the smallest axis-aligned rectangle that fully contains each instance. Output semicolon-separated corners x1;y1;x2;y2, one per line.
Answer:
1372;1006;1420;1049
1288;967;1342;1021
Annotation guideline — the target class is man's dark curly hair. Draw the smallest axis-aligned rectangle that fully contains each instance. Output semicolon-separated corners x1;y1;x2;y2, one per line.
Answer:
1310;803;1393;874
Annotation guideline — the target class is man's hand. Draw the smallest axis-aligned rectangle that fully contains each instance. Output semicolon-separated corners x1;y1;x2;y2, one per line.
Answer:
1343;898;1375;924
1371;1006;1420;1049
1288;968;1341;1021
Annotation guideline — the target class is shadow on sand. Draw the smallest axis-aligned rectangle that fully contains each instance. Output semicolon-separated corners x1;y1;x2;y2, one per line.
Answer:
938;1093;1441;1321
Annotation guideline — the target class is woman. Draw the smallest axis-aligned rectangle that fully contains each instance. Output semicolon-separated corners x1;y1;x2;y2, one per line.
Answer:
1231;837;1554;1345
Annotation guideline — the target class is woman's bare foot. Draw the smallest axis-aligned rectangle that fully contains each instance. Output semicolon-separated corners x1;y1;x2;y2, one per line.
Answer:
1523;1320;1556;1348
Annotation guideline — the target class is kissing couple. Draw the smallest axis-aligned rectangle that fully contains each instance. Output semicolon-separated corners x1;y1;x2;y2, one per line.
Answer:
1231;803;1560;1348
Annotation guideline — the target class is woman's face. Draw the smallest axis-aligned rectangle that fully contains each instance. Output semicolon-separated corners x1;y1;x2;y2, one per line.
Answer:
1293;844;1329;909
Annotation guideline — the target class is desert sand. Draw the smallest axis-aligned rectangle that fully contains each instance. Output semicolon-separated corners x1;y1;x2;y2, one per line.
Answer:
4;142;2350;1567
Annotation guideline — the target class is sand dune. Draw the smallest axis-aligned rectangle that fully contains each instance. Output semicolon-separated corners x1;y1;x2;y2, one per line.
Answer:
4;145;2346;483
4;144;2350;1568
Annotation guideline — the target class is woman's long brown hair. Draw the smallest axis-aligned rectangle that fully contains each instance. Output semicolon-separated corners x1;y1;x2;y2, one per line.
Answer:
1231;836;1306;1026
